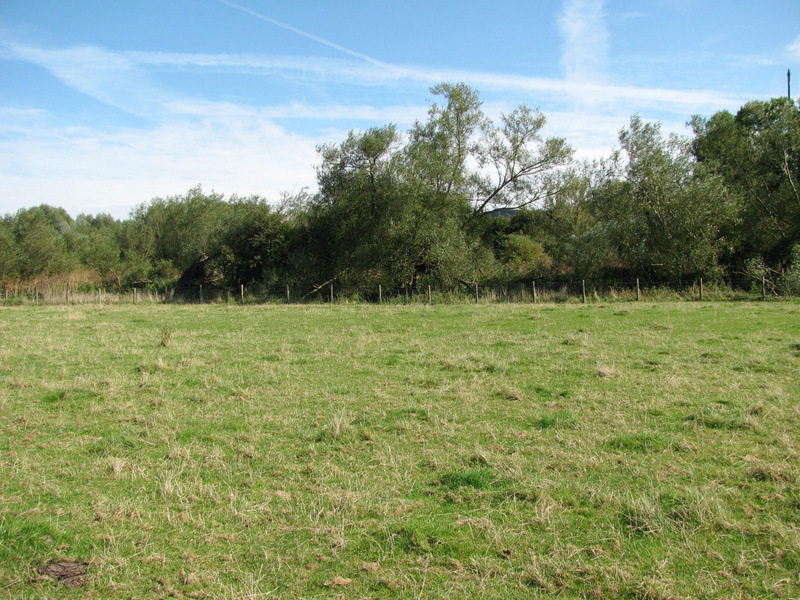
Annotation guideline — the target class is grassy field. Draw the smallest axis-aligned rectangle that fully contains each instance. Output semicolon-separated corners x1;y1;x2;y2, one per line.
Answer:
1;301;799;599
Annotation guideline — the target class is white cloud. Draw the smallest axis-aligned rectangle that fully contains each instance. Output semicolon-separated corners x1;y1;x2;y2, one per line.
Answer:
0;31;759;218
3;36;747;121
4;42;166;117
789;35;800;60
164;99;426;125
126;50;414;85
558;0;610;83
0;115;320;218
620;11;646;20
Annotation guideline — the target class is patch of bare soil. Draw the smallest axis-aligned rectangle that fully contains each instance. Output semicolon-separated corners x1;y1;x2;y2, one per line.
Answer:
38;560;88;588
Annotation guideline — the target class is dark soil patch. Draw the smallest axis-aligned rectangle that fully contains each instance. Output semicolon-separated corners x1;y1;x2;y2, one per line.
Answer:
38;560;88;588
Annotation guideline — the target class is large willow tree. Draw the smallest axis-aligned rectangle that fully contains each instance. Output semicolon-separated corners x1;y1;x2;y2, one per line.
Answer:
302;83;572;289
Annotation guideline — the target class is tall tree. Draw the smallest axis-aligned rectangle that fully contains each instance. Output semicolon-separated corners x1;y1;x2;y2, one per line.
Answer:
691;98;800;268
12;205;78;278
130;186;228;274
307;120;491;289
214;196;291;287
407;83;573;225
308;125;407;286
469;104;573;223
407;83;484;202
591;116;733;279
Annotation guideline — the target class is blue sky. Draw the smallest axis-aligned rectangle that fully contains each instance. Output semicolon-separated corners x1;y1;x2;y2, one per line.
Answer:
1;0;798;219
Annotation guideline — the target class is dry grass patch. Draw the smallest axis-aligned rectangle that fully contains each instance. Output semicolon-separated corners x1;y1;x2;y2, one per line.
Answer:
1;301;799;598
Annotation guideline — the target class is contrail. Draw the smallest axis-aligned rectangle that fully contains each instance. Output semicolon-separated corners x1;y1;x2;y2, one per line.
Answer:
215;0;422;78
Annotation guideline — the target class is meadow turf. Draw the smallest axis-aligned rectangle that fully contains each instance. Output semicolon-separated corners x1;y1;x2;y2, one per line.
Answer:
1;301;799;599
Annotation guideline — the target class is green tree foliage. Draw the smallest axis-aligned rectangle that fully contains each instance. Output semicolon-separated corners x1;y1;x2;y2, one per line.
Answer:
11;205;78;279
589;116;734;279
0;217;19;281
407;83;484;202
305;124;483;288
496;233;553;278
304;83;572;289
7;89;799;291
214;196;291;287
471;104;573;221
691;98;800;268
497;168;613;278
71;213;124;286
129;185;228;273
407;83;573;224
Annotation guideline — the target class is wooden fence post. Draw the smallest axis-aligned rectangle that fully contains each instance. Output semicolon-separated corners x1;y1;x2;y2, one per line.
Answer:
428;285;432;304
330;283;334;303
532;281;537;303
582;280;587;304
379;284;382;304
699;278;704;301
286;284;290;303
636;279;641;301
475;283;479;303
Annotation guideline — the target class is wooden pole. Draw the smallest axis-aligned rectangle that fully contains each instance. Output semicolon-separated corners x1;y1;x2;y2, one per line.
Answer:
636;278;641;301
286;284;290;303
428;285;432;304
532;281;537;303
475;283;479;303
330;283;334;303
240;284;244;303
762;276;766;300
379;284;382;304
582;280;587;304
699;278;704;301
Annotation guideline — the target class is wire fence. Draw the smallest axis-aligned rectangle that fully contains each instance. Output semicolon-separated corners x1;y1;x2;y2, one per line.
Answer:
1;277;795;306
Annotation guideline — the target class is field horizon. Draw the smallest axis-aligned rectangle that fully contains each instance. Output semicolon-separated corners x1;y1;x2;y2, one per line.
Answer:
1;301;799;598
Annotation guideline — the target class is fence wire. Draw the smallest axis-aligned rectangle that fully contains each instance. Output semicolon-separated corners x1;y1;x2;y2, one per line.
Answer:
2;278;794;306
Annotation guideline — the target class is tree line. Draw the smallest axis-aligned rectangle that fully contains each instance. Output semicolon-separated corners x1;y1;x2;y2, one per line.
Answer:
2;83;799;294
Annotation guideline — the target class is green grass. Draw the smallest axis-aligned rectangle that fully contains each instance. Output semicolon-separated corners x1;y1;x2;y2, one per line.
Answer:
1;301;799;598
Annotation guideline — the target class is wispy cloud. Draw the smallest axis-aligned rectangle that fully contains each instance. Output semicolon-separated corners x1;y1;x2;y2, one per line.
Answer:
558;0;609;83
164;99;426;125
789;35;800;60
0;114;321;217
3;41;171;118
215;0;426;79
126;50;413;84
4;36;746;121
123;49;746;115
0;8;764;219
620;11;646;20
